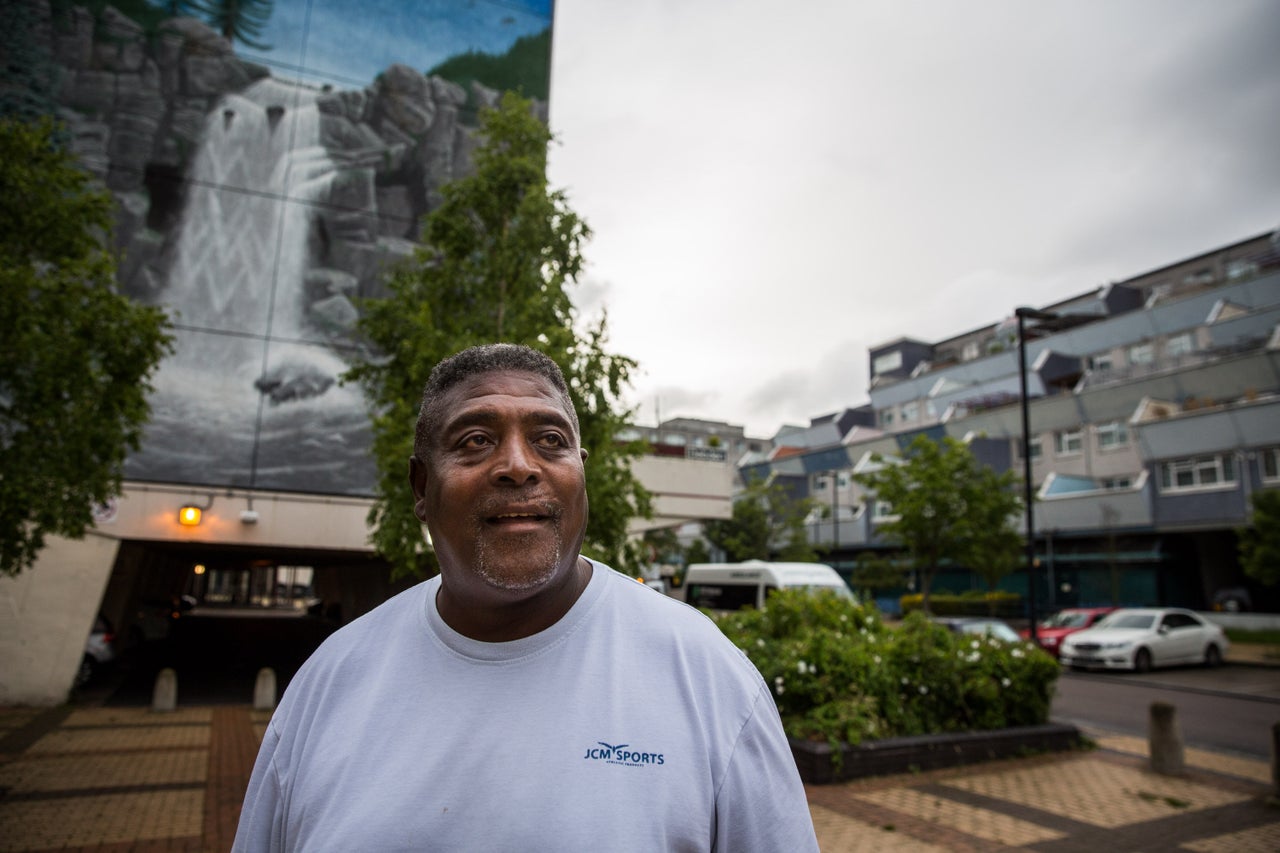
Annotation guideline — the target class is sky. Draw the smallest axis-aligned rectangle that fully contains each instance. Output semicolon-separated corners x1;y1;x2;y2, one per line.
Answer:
542;0;1280;438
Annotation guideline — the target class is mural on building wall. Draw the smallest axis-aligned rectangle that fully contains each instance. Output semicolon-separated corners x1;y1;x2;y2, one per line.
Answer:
10;0;553;496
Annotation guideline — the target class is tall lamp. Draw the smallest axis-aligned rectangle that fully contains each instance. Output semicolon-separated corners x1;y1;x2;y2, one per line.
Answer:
1015;307;1058;642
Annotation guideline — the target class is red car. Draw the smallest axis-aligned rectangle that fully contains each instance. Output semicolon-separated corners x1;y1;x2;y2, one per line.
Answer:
1021;607;1117;658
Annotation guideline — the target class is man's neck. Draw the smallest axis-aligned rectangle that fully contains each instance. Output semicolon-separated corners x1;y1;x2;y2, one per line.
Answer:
436;556;593;642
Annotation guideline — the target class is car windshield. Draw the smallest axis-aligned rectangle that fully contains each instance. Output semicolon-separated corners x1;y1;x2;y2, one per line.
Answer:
1042;611;1091;628
959;622;1020;643
1099;613;1155;630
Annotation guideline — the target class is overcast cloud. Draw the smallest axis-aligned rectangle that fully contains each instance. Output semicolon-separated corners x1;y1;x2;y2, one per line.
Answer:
544;0;1280;437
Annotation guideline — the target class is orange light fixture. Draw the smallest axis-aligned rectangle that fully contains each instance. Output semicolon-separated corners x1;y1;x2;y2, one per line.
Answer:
178;505;202;526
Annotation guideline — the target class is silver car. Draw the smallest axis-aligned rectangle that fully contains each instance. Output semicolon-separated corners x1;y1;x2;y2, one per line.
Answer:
1059;607;1229;672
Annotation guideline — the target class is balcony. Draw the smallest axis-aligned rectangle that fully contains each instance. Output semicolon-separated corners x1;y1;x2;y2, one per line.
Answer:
1035;471;1154;533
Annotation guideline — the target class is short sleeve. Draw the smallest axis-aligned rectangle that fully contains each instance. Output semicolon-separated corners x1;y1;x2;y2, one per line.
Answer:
712;685;819;852
233;718;287;852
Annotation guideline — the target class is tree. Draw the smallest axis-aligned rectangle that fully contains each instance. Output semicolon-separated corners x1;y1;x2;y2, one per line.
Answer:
703;475;818;563
850;552;905;604
192;0;274;50
347;93;651;581
0;117;173;576
853;435;1022;614
1238;489;1280;586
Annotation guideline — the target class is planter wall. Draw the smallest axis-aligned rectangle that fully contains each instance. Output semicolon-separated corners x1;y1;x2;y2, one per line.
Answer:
791;723;1083;784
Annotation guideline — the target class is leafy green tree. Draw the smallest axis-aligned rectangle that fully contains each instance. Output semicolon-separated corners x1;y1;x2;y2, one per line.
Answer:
684;536;711;566
853;435;1022;614
0;118;172;576
347;93;651;580
703;475;818;563
1238;489;1280;586
192;0;273;50
850;552;905;603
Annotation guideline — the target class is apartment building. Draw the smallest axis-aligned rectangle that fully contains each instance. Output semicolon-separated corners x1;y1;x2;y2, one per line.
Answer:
749;231;1280;614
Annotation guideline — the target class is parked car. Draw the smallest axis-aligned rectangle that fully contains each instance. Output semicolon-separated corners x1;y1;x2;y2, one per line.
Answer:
76;614;116;689
1059;607;1229;673
932;617;1022;644
1020;607;1116;658
1211;587;1252;613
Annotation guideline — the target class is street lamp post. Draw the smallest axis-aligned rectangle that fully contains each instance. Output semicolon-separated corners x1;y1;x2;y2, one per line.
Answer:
1016;306;1058;642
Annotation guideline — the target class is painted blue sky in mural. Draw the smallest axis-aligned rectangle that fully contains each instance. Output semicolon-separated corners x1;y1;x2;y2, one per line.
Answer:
235;0;552;88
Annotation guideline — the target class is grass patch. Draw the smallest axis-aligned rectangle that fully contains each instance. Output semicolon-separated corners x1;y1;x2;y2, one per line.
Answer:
1224;628;1280;646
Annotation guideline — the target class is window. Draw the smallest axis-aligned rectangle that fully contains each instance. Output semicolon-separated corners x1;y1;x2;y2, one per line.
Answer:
1159;454;1237;491
1092;353;1114;372
1166;333;1194;358
962;341;980;361
1055;429;1083;455
873;351;903;375
882;410;895;427
872;501;896;521
1128;343;1154;365
901;401;919;422
1018;437;1043;460
1096;421;1129;450
1100;476;1132;490
1262;448;1280;482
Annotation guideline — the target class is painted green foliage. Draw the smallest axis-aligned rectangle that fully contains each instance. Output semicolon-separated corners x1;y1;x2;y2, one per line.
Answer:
0;118;173;577
703;475;818;563
1238;489;1280;586
346;93;651;580
190;0;274;49
854;435;1023;612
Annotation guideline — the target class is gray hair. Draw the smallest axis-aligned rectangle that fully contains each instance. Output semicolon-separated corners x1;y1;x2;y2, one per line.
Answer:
413;343;579;459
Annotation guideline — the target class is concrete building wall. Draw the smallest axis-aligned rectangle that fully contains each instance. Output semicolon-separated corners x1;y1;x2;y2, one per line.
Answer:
0;533;121;705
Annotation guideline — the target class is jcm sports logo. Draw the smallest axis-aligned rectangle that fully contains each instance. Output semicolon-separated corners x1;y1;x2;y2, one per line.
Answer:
583;741;665;767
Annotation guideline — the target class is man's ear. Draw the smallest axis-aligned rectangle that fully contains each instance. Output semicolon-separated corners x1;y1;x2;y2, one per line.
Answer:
408;456;430;522
579;447;589;463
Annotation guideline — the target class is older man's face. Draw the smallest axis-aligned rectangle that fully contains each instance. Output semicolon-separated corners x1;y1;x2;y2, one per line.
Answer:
410;371;588;601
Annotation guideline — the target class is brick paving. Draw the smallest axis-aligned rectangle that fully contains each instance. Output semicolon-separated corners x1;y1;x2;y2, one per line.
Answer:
0;704;1276;851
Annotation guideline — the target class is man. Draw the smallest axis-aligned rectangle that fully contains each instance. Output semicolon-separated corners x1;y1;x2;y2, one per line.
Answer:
233;344;818;852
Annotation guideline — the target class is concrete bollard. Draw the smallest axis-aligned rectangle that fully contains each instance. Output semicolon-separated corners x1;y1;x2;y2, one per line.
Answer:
1149;701;1184;775
152;667;178;713
253;667;277;711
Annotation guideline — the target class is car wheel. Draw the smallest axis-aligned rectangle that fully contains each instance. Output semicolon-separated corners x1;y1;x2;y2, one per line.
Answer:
74;655;95;690
1133;648;1152;673
1203;644;1223;668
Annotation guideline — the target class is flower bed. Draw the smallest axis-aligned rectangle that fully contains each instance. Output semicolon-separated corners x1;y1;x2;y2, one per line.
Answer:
710;589;1063;775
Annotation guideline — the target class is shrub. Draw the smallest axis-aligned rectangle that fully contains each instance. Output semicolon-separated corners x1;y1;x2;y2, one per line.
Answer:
711;589;1059;749
900;590;1023;618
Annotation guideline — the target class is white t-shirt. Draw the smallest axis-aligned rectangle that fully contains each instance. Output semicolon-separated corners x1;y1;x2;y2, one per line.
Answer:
233;560;818;852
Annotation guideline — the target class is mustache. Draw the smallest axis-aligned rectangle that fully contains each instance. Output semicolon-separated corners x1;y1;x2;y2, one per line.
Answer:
473;493;562;520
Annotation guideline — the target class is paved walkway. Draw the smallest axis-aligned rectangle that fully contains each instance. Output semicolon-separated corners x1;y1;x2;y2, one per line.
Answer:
1;705;1276;851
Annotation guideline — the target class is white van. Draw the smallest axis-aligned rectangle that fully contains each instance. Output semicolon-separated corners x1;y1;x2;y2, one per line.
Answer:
683;560;855;611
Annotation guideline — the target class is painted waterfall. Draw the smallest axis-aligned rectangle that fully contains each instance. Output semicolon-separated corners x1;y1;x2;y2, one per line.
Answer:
124;79;375;494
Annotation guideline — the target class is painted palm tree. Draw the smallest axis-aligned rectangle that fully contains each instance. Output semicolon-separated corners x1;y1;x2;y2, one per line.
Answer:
192;0;274;50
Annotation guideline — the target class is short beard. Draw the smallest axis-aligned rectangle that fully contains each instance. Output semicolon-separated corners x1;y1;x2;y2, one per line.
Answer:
470;498;565;592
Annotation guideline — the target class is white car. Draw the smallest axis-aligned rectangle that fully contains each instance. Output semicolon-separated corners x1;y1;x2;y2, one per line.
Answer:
1059;607;1229;673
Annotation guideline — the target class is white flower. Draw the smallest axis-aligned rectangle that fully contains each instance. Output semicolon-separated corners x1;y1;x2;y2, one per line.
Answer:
1011;649;1025;659
775;683;785;696
840;614;849;622
873;655;882;665
1001;678;1011;688
900;676;909;685
971;640;980;649
796;660;809;675
918;685;928;695
757;639;765;648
